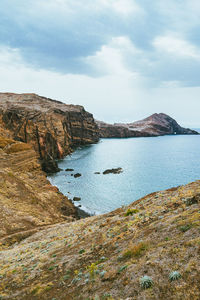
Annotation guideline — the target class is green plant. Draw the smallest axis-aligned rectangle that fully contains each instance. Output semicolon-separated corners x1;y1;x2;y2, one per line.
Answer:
169;271;181;281
79;249;85;254
125;208;139;216
179;224;192;232
87;263;98;278
117;265;128;273
140;275;153;289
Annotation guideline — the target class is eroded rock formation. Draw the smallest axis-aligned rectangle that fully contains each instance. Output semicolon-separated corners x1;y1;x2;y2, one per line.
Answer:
0;135;77;242
0;93;99;172
96;113;199;138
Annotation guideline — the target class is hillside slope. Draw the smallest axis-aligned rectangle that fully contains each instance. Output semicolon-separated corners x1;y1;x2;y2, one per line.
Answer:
0;180;199;299
0;135;77;242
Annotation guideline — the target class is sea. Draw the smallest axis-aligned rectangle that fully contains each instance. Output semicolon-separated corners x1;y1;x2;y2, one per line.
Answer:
48;131;200;215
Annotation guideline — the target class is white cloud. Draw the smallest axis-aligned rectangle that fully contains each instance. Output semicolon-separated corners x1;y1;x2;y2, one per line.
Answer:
99;0;142;16
153;35;200;60
86;36;141;76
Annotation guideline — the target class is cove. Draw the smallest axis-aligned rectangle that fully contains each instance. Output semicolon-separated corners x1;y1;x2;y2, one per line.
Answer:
48;135;200;215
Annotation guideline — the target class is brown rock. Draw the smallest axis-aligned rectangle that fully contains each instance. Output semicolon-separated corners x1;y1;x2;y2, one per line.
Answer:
0;135;77;240
0;93;99;173
73;197;81;201
96;113;199;138
103;167;123;174
74;173;82;178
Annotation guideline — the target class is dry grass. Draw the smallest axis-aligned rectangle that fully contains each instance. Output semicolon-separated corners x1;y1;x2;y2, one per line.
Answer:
0;136;15;148
5;142;32;153
121;241;149;260
0;173;199;299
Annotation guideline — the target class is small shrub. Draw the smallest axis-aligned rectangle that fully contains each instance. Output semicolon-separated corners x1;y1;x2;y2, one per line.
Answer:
100;270;106;278
117;265;128;273
122;242;148;259
179;224;192;232
169;271;181;281
140;275;153;289
87;263;98;278
125;208;139;216
79;249;85;254
63;274;70;280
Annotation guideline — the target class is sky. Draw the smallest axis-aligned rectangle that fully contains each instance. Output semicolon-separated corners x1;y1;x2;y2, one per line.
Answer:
0;0;200;127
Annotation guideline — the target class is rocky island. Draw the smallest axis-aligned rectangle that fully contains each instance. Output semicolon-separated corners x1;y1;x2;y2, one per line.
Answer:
0;93;199;299
96;113;199;138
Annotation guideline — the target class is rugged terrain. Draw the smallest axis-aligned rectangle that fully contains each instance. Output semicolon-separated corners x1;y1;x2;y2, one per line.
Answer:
0;95;199;299
96;113;199;138
0;93;99;172
0;180;199;299
0;135;77;243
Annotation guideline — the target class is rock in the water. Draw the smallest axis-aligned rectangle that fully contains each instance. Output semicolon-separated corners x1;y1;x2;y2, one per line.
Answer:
65;168;74;172
73;197;81;201
103;168;123;175
94;172;101;174
74;173;82;178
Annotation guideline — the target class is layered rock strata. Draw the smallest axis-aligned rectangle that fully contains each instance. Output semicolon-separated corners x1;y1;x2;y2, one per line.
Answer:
0;135;77;243
0;93;99;172
96;113;199;138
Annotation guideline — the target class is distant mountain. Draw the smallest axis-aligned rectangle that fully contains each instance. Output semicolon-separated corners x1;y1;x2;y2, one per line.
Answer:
96;113;199;138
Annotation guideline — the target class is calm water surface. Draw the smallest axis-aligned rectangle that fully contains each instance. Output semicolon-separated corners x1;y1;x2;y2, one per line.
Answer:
49;135;200;215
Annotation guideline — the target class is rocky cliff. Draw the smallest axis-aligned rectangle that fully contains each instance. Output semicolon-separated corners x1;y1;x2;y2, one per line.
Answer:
96;113;199;138
0;135;77;244
0;93;99;172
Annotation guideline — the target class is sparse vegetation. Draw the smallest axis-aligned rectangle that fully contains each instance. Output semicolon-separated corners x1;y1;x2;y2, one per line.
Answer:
0;146;199;300
5;142;32;153
179;224;192;232
125;208;139;216
169;271;181;281
140;275;153;289
121;241;148;259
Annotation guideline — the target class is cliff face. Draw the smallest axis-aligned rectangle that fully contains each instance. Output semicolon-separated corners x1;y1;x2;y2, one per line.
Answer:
0;93;99;172
0;180;199;299
0;135;77;244
96;113;199;138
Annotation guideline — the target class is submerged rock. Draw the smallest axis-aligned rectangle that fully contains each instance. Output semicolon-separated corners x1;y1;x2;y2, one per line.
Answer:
74;173;82;178
65;168;74;172
94;172;101;174
103;167;123;175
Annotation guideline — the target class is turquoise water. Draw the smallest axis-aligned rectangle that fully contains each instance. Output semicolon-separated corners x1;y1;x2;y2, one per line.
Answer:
49;135;200;215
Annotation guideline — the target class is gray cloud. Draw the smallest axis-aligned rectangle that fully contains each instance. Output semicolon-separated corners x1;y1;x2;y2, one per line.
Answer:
0;0;200;89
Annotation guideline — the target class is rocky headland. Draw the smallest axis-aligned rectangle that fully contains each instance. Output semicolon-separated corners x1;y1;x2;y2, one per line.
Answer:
96;113;199;138
0;93;99;173
0;94;199;299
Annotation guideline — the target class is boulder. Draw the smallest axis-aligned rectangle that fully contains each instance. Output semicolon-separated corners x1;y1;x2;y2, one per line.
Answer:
74;173;82;178
73;197;81;201
103;168;123;175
